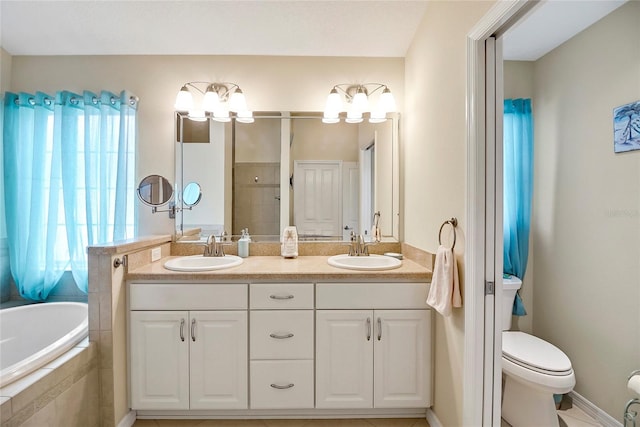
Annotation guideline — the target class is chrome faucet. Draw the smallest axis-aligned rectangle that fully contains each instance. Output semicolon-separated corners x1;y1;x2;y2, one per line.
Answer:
346;232;374;256
204;231;229;257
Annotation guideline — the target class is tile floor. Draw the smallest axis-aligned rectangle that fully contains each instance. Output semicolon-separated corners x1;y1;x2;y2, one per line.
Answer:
132;418;430;427
133;405;603;427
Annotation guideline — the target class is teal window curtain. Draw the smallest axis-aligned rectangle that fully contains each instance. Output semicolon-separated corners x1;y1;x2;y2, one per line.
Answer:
3;90;137;300
503;98;533;316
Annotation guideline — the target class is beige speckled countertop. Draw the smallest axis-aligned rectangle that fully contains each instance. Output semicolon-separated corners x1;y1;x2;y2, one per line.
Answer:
127;255;432;282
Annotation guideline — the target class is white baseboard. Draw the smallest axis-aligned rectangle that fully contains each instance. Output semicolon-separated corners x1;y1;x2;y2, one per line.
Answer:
426;408;443;427
117;410;137;427
569;391;622;427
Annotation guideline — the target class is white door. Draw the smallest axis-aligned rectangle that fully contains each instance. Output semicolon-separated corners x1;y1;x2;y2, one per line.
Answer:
316;310;373;408
342;161;359;240
130;311;189;410
373;310;432;408
189;311;248;409
293;160;342;238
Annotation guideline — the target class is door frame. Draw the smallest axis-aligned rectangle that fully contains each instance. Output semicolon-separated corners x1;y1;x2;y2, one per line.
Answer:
464;1;538;425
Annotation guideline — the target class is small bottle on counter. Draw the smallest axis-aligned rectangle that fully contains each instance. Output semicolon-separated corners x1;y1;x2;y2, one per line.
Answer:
238;228;250;258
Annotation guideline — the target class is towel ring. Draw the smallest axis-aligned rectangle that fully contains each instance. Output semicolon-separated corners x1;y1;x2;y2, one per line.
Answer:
438;217;458;250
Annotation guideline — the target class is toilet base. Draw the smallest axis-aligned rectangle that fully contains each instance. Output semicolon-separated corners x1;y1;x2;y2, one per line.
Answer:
503;375;560;427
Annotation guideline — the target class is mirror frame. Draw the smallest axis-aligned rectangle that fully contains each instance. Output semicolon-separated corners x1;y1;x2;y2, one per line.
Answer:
174;112;400;242
137;174;174;207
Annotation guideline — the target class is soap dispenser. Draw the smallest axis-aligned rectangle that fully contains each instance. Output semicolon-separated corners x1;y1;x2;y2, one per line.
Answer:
238;228;250;258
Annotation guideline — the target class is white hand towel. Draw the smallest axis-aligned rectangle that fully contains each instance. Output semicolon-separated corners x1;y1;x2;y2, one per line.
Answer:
426;245;462;317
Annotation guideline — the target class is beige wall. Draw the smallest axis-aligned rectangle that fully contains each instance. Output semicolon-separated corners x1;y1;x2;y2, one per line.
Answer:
532;2;640;420
291;119;359;162
503;61;534;334
9;55;404;236
404;1;494;425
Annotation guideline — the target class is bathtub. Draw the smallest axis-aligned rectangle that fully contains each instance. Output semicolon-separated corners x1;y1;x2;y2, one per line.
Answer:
0;302;88;387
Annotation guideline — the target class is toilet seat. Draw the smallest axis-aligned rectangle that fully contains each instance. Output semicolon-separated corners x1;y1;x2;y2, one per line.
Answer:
502;331;572;375
502;331;575;395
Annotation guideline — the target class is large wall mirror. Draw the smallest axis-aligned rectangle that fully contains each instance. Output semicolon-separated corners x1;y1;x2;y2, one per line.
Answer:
174;112;400;242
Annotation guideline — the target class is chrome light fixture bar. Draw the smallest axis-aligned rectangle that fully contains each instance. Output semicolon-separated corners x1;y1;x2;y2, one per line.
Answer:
323;83;397;124
174;81;253;123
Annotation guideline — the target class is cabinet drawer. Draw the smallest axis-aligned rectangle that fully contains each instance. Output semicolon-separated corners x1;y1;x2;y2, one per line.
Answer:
129;284;247;310
250;283;314;309
316;282;429;309
250;360;314;409
250;311;313;360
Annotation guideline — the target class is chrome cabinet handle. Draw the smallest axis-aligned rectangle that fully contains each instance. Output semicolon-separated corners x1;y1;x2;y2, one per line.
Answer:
191;318;196;342
270;333;294;339
377;317;382;341
269;294;294;300
270;383;294;389
366;317;371;341
180;318;185;342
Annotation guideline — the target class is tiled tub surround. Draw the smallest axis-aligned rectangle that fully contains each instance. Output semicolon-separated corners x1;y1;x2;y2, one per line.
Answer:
0;338;99;427
88;236;433;427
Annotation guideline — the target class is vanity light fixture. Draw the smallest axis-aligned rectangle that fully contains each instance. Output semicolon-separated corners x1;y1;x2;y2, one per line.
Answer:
323;83;397;124
174;81;254;123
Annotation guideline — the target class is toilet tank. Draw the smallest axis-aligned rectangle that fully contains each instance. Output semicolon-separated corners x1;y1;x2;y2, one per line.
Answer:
502;275;522;331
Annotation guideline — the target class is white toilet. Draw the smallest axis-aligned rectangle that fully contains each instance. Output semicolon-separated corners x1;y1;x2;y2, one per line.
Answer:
501;276;575;427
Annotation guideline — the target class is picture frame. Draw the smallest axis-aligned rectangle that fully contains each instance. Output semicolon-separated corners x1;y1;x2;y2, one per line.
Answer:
613;100;640;153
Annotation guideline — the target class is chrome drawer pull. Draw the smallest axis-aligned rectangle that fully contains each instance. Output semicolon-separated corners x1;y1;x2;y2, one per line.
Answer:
180;318;185;342
377;317;382;341
269;294;294;300
366;317;371;341
270;333;294;339
270;383;294;389
191;318;197;342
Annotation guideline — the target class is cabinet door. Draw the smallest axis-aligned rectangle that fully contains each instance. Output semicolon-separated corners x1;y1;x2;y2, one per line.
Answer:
374;310;431;408
130;311;189;410
189;311;248;409
316;310;373;408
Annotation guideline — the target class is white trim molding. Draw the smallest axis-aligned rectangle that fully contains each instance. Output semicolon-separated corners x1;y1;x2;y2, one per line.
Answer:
117;410;137;427
569;391;622;427
426;408;443;427
464;1;538;425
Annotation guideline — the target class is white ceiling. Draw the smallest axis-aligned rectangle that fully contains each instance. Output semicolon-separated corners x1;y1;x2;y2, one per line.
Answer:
0;1;429;57
0;0;627;60
503;0;627;61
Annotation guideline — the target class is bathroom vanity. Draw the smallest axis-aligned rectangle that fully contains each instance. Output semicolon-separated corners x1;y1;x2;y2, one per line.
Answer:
127;255;432;418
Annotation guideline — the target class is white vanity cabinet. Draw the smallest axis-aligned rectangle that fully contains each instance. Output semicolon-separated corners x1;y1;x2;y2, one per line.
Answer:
128;284;248;410
249;283;315;409
127;279;432;417
315;283;432;409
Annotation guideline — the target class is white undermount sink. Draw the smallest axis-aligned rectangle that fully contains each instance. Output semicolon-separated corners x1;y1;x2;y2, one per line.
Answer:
163;255;243;272
327;254;402;271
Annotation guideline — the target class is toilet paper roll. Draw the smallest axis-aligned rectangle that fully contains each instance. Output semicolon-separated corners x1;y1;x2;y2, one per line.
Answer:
628;375;640;398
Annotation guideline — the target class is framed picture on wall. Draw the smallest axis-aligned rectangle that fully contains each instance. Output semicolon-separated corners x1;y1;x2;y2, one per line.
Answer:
613;100;640;153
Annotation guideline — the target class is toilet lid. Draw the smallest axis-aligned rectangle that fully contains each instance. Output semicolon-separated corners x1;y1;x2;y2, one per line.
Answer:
502;331;573;375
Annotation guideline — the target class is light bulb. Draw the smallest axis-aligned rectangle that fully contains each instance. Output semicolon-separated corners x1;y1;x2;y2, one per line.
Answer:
188;110;206;122
228;89;247;112
236;110;254;124
202;86;220;112
352;89;369;113
213;108;231;123
345;107;363;124
324;88;343;115
174;85;193;111
369;110;387;123
379;87;397;113
322;111;340;124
